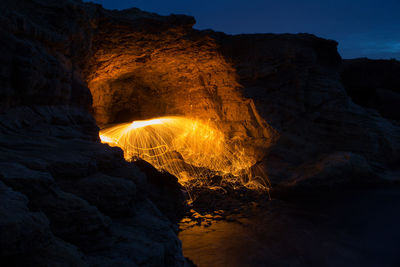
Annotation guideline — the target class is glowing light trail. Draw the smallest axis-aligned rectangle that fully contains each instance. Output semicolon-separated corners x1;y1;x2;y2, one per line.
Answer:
100;116;267;190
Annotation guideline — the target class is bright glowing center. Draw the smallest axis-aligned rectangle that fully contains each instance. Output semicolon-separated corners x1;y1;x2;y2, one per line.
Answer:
129;118;171;129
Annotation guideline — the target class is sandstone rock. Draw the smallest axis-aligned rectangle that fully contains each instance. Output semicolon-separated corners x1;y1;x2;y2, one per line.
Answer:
85;10;275;146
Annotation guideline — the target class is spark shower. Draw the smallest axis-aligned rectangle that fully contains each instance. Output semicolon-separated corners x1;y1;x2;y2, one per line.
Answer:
99;116;268;190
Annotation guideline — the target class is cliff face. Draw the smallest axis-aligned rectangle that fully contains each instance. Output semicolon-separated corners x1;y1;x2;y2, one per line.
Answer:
0;0;399;266
85;9;274;146
84;8;399;188
341;58;400;121
219;35;400;188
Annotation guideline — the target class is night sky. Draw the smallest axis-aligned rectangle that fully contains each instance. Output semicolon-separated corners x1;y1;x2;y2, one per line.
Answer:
86;0;400;59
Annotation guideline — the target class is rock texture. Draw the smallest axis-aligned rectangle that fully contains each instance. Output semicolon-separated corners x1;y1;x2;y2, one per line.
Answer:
1;0;400;266
341;58;400;121
218;35;400;188
85;9;274;144
0;1;186;266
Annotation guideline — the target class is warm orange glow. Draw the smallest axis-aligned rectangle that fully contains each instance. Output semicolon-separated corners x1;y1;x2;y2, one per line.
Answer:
100;116;268;191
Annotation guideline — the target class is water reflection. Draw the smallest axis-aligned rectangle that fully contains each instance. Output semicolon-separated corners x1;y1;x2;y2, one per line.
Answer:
179;189;400;267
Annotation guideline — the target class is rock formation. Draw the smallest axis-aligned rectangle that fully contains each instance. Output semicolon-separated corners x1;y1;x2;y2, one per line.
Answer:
219;35;400;189
83;5;400;189
0;0;186;266
0;0;399;266
341;58;400;121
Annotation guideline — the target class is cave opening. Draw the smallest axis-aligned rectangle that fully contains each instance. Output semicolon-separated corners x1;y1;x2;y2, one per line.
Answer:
99;116;270;204
83;28;276;209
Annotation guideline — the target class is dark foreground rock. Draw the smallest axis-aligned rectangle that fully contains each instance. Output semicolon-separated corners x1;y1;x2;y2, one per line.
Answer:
134;159;187;223
0;0;187;266
0;107;187;266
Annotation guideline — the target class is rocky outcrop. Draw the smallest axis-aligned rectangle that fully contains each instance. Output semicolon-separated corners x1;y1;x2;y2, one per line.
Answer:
0;0;186;266
341;58;400;121
0;107;187;266
84;8;400;189
218;34;400;188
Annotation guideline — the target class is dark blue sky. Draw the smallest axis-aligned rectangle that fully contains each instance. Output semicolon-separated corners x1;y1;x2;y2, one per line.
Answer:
86;0;400;59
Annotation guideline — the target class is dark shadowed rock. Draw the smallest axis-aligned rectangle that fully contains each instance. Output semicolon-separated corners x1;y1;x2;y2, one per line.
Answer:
60;173;137;218
278;152;381;194
0;162;55;196
105;163;148;197
33;190;112;251
0;181;52;258
341;58;400;121
0;181;87;266
134;159;187;223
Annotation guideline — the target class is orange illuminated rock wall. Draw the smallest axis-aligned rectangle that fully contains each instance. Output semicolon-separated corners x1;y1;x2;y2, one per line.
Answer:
84;11;275;150
84;8;400;188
